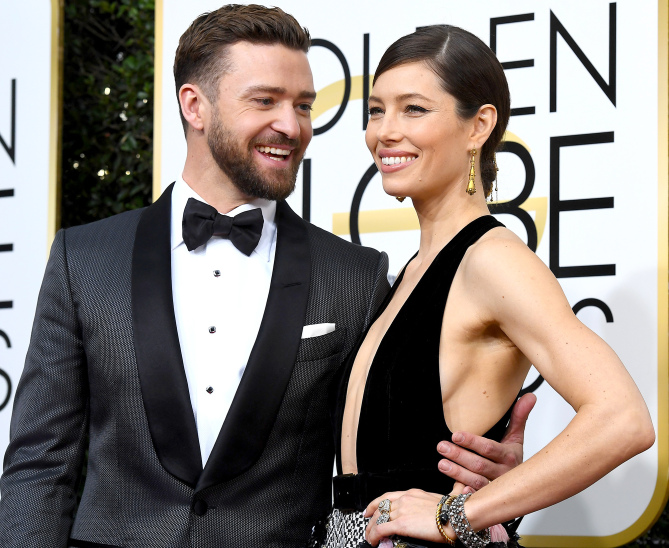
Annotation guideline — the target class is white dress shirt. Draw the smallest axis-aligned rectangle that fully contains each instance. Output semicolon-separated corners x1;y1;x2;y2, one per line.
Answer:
170;178;277;466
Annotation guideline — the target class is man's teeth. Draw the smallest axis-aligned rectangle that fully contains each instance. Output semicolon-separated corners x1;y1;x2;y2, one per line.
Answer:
256;146;290;156
381;156;417;165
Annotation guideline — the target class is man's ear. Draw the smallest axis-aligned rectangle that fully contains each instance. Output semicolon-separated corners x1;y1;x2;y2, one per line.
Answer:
469;104;497;150
179;83;208;132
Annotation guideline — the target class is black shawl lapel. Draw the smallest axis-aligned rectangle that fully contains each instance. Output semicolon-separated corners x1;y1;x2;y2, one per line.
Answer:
196;200;311;491
132;183;202;487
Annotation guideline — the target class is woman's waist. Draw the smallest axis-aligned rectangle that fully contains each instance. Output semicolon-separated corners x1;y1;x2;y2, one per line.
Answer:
333;469;454;511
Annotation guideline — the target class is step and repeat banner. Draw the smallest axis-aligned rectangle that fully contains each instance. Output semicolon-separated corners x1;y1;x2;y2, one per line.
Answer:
155;1;668;546
0;0;62;477
0;1;666;546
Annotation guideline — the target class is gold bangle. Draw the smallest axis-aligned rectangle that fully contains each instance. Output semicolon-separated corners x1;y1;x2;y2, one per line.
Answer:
436;495;456;545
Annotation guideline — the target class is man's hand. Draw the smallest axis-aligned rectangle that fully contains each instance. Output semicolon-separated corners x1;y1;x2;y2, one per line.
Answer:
437;393;537;491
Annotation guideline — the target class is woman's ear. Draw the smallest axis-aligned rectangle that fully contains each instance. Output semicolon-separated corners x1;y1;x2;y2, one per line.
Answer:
469;104;497;149
178;83;208;133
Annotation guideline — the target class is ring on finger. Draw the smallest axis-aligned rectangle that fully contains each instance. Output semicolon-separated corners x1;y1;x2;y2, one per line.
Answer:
378;498;392;513
376;512;391;525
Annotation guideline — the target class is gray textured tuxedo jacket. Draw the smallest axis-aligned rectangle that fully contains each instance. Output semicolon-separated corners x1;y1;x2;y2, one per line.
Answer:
0;185;389;548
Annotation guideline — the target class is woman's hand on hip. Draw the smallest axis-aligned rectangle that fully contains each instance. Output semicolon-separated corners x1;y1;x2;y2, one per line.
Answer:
364;488;459;546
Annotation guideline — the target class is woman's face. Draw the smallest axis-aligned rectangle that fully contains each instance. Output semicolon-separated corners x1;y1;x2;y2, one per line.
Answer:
365;62;474;202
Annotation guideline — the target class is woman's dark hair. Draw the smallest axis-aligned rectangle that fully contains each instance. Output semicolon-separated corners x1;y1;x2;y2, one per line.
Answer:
374;25;510;195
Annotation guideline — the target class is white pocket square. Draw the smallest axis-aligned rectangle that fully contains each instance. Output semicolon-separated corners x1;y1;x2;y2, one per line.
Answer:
301;323;336;339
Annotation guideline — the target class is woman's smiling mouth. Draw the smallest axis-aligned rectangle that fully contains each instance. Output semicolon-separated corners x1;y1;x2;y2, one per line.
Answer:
380;155;417;166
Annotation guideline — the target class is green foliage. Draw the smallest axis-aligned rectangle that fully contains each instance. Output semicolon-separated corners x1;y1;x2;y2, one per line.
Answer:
61;0;154;228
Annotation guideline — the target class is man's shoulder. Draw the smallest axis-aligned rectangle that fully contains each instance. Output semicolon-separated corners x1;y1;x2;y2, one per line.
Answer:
67;207;146;233
61;207;147;250
277;201;384;268
304;220;382;263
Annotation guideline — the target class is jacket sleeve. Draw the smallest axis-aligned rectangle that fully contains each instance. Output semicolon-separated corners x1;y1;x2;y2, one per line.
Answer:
0;229;89;547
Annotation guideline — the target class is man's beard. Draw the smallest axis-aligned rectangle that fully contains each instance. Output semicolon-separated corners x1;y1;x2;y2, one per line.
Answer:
208;109;303;202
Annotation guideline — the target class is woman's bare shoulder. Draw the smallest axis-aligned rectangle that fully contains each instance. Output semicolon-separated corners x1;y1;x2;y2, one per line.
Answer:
459;225;570;318
462;226;545;280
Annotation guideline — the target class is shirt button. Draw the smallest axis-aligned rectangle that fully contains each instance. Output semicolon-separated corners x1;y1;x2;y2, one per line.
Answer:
208;326;216;334
206;386;214;394
213;270;221;277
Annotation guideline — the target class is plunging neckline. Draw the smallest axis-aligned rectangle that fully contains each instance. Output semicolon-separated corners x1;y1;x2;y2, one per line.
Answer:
341;216;493;472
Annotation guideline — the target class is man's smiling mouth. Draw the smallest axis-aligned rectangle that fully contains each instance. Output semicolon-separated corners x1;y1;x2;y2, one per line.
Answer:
255;146;291;161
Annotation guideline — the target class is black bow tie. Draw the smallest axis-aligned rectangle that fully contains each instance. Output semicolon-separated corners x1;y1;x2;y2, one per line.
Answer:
182;198;264;256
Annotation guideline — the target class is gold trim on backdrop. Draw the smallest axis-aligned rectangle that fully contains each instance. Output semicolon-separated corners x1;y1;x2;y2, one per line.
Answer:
333;207;419;234
152;0;164;201
654;0;669;534
312;75;372;120
522;2;669;545
48;0;64;246
332;197;546;248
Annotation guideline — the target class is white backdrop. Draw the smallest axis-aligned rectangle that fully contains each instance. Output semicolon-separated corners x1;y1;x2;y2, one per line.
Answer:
156;1;668;546
0;0;60;483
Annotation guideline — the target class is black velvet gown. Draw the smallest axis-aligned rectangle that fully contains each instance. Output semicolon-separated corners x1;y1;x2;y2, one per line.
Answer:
316;216;516;548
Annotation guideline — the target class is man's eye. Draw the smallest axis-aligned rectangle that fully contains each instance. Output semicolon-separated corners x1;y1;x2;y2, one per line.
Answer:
256;98;273;106
298;103;313;112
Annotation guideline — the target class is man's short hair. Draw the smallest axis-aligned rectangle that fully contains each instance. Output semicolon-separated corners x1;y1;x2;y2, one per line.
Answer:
173;4;311;132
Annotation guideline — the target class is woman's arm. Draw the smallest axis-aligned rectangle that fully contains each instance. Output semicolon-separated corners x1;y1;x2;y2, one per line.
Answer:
364;234;654;545
457;235;654;529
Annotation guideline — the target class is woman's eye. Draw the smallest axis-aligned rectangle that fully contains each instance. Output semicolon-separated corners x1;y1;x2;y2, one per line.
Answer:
406;104;428;114
368;107;384;116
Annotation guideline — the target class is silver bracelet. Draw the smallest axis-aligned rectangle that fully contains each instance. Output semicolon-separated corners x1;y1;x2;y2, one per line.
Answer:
447;493;491;548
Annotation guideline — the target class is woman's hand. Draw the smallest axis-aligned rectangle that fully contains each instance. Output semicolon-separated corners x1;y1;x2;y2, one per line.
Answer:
364;488;460;546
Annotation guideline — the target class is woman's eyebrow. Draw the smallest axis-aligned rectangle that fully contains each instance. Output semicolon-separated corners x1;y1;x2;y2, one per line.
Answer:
368;92;433;103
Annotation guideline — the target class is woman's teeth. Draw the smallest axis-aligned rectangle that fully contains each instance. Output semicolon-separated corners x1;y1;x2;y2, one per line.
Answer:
381;156;416;165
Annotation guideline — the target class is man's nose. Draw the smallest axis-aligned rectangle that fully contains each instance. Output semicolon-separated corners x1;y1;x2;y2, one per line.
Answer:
270;104;301;139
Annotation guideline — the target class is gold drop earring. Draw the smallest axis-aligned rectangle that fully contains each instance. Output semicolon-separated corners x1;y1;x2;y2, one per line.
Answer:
466;148;477;195
396;196;406;202
489;152;499;202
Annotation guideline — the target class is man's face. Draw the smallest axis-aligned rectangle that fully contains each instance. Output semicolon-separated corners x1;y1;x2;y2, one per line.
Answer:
206;42;316;201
